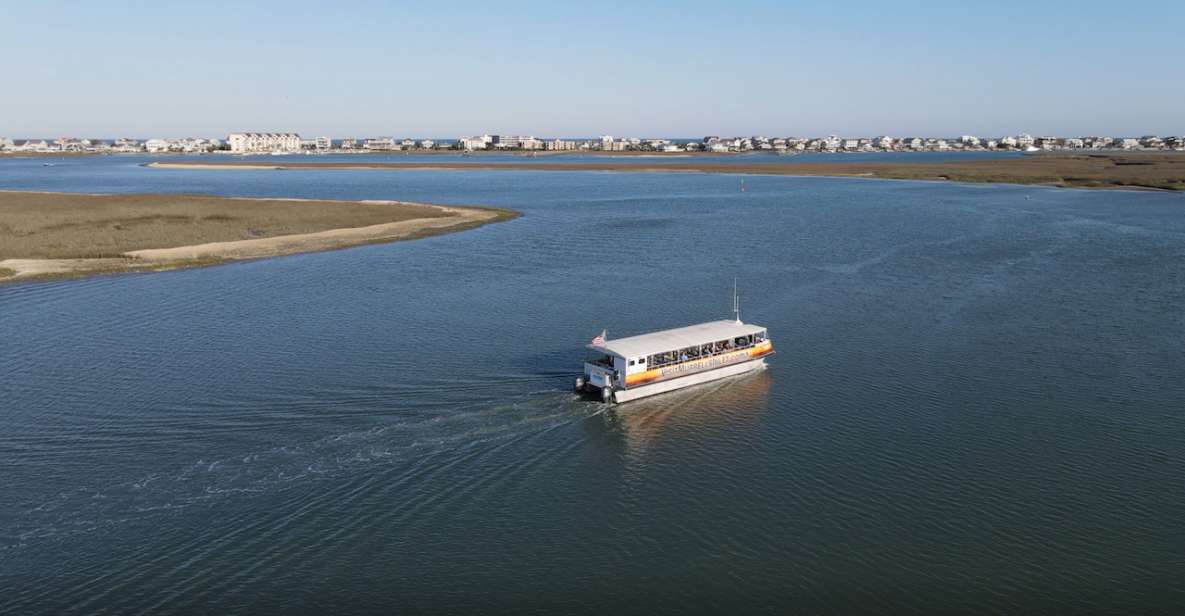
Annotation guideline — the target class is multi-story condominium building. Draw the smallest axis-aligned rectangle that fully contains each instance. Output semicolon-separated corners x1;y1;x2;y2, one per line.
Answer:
0;137;13;150
314;136;332;150
364;137;398;151
227;132;301;153
491;135;537;149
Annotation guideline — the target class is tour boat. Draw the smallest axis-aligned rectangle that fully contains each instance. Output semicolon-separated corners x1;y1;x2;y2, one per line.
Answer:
577;289;772;403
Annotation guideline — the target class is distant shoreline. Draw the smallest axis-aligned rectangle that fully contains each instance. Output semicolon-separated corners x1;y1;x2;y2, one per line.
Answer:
147;153;1185;192
0;191;519;284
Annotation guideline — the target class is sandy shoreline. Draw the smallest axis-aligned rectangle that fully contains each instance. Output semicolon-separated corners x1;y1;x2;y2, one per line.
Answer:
0;192;518;284
147;153;1185;191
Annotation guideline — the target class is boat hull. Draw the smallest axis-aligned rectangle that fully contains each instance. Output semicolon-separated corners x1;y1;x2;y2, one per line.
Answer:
612;358;766;403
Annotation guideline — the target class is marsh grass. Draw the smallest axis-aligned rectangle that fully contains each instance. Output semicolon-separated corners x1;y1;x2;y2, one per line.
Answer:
159;152;1185;192
0;192;453;259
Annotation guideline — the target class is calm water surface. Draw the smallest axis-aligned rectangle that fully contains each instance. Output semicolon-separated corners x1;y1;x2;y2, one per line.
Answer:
1;157;1183;614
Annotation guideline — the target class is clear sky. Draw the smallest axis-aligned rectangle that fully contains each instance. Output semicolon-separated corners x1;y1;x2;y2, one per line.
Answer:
2;0;1181;138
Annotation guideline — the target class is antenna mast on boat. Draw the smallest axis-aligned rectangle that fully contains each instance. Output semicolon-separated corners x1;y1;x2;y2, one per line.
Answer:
732;278;741;323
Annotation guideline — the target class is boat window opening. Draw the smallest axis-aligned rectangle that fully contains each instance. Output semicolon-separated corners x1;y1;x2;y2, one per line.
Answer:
587;353;614;368
628;359;636;366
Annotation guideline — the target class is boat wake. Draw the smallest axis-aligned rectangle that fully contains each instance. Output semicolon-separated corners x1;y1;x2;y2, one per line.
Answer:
1;384;598;553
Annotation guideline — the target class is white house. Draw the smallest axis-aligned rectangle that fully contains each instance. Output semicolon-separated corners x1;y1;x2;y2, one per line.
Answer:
55;138;93;151
0;137;13;150
179;138;209;152
145;138;171;153
1140;135;1165;149
364;137;398;151
1036;136;1060;150
16;139;52;151
227;132;301;154
112;138;142;152
459;135;492;150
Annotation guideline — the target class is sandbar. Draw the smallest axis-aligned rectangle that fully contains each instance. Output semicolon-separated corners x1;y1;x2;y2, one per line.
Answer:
0;191;518;283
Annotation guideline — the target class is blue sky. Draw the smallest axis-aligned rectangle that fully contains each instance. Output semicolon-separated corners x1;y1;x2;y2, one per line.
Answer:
1;1;1181;138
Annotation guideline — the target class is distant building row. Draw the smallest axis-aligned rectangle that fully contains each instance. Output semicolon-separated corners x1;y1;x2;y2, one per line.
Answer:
4;133;1184;154
0;137;222;153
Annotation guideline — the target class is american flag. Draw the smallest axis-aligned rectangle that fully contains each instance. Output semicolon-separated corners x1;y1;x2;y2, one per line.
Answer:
590;330;606;346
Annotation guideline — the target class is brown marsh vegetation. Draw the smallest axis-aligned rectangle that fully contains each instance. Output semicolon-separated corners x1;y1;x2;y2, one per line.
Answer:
0;192;454;260
0;191;518;282
152;152;1185;191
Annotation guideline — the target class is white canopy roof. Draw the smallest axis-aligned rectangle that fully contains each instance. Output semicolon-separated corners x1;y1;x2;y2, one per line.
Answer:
588;320;766;359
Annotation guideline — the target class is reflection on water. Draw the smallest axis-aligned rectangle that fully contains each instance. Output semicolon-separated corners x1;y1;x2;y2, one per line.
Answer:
601;367;772;461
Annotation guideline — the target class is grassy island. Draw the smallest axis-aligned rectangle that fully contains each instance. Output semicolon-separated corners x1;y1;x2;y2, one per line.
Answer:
0;191;518;283
150;152;1185;191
